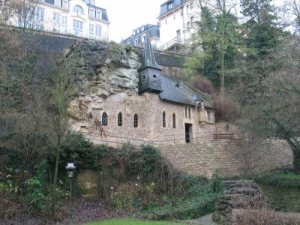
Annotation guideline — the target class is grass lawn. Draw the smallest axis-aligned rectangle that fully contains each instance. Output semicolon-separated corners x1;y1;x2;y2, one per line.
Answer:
82;218;189;225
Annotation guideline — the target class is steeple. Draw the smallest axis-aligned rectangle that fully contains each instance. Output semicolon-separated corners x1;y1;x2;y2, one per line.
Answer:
138;33;162;94
139;34;161;71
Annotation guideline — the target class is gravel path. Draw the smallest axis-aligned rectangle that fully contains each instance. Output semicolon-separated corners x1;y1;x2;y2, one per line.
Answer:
185;214;219;225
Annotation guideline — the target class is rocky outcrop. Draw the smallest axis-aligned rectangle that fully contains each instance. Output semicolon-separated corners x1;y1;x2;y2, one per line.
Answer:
213;180;265;225
64;41;141;97
64;41;142;128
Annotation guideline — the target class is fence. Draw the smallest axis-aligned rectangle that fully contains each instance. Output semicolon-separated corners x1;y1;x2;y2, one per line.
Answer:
82;129;235;148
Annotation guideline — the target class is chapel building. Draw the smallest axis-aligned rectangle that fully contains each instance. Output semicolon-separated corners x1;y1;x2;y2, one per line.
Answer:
88;35;215;146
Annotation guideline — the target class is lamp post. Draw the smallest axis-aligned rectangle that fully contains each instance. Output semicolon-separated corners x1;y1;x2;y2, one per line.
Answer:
65;162;76;197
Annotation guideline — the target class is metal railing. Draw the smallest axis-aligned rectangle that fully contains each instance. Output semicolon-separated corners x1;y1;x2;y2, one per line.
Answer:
158;37;182;51
82;129;234;147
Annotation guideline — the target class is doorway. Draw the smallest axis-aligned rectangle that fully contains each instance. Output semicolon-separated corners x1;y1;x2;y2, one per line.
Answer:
185;123;192;143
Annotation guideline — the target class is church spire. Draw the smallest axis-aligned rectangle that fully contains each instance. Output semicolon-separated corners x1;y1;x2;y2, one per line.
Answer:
139;33;161;71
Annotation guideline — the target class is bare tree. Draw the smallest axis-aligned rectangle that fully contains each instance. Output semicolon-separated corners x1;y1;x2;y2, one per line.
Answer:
241;36;300;171
0;0;39;30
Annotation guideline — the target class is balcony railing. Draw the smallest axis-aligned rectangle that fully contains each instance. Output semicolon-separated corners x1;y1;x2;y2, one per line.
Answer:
158;37;182;51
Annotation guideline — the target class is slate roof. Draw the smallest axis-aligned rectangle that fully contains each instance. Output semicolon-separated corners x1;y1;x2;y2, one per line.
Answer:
139;31;161;71
139;34;213;108
159;0;185;18
88;5;109;22
159;74;213;108
121;24;160;46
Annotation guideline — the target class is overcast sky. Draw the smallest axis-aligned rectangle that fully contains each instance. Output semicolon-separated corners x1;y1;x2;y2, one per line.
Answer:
101;0;163;42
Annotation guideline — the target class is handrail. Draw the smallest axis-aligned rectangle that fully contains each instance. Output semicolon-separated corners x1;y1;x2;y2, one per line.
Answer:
82;129;232;147
158;37;182;50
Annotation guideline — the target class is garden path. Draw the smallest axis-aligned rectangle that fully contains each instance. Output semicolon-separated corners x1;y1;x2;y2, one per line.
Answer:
185;214;219;225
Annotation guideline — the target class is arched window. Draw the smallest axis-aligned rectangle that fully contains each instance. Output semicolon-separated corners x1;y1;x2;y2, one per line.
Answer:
133;113;138;128
102;112;108;126
162;111;166;128
73;5;84;15
172;113;176;128
117;112;122;126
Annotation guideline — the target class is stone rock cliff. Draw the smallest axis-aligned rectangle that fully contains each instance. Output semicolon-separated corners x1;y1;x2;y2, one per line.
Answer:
64;41;142;123
65;41;142;96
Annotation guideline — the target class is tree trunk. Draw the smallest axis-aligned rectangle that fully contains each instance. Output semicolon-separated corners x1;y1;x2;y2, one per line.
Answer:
292;147;300;172
53;144;60;188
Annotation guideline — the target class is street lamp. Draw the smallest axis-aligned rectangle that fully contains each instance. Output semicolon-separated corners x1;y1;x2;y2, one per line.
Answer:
65;162;76;197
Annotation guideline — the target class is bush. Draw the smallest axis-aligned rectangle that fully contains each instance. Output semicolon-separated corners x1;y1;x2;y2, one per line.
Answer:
255;172;300;188
193;76;215;95
143;193;219;220
235;209;300;225
24;160;49;212
213;94;241;122
141;145;173;185
142;173;223;220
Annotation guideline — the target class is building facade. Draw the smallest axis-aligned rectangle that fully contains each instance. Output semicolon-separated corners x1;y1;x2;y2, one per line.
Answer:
121;24;160;49
6;0;109;41
158;0;199;50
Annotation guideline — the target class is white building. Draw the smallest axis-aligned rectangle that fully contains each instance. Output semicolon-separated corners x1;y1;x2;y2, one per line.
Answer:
6;0;109;41
158;0;199;50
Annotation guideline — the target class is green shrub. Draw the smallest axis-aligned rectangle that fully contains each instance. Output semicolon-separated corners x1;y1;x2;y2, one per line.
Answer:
24;160;68;213
24;160;49;212
141;145;173;185
110;183;139;212
143;193;219;220
141;173;223;220
255;172;300;188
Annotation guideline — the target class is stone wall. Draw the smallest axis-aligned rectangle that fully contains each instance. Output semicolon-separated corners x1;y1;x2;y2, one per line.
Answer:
159;139;293;178
21;30;187;76
70;92;215;148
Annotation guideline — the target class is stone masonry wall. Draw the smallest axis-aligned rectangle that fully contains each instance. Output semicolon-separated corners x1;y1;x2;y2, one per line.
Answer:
159;139;293;178
70;92;215;148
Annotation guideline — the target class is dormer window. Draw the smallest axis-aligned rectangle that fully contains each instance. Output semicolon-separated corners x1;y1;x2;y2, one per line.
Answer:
96;10;102;20
62;0;68;9
89;8;95;17
167;2;173;10
73;5;84;15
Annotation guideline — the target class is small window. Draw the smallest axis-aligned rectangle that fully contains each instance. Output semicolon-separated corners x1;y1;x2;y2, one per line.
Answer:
162;111;166;128
172;113;176;128
133;114;138;128
188;107;191;119
89;23;94;37
118;112;122;126
185;107;187;118
153;74;157;78
102;112;108;126
95;24;102;37
73;19;83;36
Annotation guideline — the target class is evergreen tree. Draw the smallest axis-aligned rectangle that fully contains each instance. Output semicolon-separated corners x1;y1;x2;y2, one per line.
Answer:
237;0;285;104
186;1;241;97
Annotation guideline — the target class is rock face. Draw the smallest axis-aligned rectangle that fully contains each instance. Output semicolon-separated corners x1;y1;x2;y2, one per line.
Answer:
64;41;142;125
213;180;265;225
64;41;141;97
